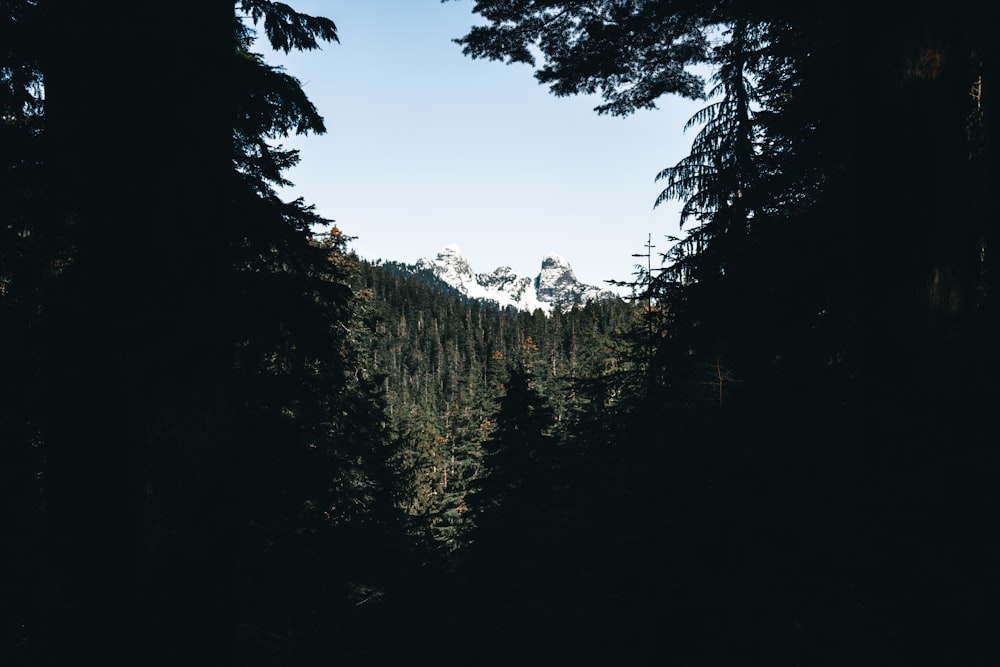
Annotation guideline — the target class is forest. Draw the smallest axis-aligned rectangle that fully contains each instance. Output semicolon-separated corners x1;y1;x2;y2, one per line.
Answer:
1;1;996;665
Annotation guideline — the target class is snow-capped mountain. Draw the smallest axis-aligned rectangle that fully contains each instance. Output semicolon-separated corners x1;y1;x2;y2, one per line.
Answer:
415;244;617;313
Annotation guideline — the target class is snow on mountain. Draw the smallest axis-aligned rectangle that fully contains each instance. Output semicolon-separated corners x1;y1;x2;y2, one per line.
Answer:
415;245;617;313
536;253;616;307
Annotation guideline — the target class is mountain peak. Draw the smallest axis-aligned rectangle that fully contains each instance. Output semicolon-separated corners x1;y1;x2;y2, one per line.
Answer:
415;246;616;313
541;253;570;269
417;244;474;284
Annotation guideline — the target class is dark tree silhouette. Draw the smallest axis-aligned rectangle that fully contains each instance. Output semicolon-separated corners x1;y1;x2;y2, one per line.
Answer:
452;2;999;664
19;2;344;661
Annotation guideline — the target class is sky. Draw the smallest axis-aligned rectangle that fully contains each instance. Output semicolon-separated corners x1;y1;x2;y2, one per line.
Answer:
254;0;706;292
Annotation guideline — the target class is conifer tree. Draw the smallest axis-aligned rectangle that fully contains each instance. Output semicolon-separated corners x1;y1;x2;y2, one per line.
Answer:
474;364;555;514
16;2;361;660
450;3;998;663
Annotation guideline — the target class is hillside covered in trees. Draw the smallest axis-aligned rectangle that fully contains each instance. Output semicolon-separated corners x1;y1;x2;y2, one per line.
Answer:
2;1;997;665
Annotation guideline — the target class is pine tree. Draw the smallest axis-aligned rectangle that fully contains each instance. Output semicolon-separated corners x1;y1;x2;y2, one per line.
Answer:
19;2;358;661
474;365;555;514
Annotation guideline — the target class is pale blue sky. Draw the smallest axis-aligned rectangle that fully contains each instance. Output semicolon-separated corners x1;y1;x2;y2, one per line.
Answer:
257;0;704;290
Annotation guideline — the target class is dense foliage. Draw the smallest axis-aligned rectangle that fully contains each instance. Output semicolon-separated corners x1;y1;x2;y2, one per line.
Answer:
354;260;637;552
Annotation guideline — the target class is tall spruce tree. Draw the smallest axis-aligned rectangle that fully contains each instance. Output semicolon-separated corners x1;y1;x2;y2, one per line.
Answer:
451;2;998;663
17;2;356;661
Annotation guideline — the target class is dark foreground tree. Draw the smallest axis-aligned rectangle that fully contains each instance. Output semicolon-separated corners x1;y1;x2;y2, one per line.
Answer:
452;1;999;664
1;2;48;659
0;2;362;662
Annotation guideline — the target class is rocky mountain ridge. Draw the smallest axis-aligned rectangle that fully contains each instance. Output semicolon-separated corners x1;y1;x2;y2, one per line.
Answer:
414;244;617;313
